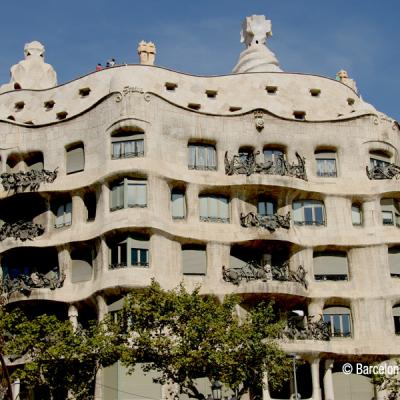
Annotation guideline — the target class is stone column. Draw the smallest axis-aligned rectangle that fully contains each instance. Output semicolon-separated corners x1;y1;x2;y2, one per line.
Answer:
72;192;85;226
100;182;109;217
323;359;335;400
261;372;272;400
68;304;78;331
95;295;108;400
311;358;322;400
100;236;109;273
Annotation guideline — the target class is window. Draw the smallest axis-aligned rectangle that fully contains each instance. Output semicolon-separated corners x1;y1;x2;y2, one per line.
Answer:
109;236;149;269
264;148;284;164
323;307;352;337
165;82;177;91
110;179;147;211
310;88;321;97
199;195;229;223
293;200;325;226
182;245;206;275
205;90;217;98
188;144;217;171
55;200;72;228
381;199;400;226
111;130;144;159
56;111;68;120
171;190;186;219
314;251;349;281
315;151;337;177
258;199;276;216
393;305;400;334
66;143;85;174
71;247;92;283
351;204;362;226
293;111;306;120
370;150;391;169
84;192;96;222
388;248;400;278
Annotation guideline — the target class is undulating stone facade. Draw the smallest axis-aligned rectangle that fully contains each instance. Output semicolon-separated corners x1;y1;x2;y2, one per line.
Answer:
1;14;399;400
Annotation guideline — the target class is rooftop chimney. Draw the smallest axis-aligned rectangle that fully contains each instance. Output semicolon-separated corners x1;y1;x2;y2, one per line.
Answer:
137;41;156;66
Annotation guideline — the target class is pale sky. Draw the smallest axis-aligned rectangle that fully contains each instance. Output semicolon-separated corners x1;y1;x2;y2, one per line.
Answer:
0;0;399;119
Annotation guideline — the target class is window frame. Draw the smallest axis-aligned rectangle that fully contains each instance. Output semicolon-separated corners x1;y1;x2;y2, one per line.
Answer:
257;199;276;216
54;200;72;228
351;204;362;226
323;307;352;338
315;151;338;178
171;189;186;220
188;143;217;171
111;132;145;160
199;195;230;223
66;143;85;175
293;200;326;226
109;178;147;211
109;236;150;269
381;199;400;227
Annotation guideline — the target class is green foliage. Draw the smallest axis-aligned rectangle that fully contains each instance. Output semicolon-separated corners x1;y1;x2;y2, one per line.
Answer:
119;280;291;399
0;307;121;400
372;360;400;400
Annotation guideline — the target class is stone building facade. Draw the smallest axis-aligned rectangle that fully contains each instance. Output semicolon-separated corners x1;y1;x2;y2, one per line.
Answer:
0;14;399;400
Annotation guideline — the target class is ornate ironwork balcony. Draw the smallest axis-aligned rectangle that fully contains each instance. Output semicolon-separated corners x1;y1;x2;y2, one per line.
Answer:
222;260;307;289
0;168;58;192
366;163;400;180
111;150;144;159
0;221;44;241
109;262;149;269
281;315;330;341
240;211;290;232
2;268;65;297
224;151;307;180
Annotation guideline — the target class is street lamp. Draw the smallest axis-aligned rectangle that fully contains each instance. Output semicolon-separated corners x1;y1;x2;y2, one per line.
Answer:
211;380;222;400
288;353;300;400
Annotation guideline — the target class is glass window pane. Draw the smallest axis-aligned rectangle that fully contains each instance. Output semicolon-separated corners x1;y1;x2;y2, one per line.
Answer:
112;143;121;159
123;141;134;157
352;206;362;225
172;192;185;218
333;315;341;335
135;139;144;155
140;249;148;265
131;248;138;265
342;315;351;336
209;197;218;218
304;207;313;224
199;197;207;218
111;246;119;265
188;146;195;168
314;206;324;225
218;197;229;220
197;147;206;168
258;201;266;216
65;201;72;225
207;146;216;168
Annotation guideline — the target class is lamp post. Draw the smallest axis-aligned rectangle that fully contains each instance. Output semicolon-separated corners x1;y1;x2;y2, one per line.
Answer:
211;380;222;400
288;353;300;400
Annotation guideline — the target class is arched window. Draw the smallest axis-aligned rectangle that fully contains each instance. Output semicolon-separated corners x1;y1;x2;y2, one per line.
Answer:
323;306;352;337
370;150;392;169
71;246;93;283
111;129;144;159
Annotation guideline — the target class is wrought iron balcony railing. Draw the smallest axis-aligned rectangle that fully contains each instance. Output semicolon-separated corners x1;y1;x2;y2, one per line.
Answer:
366;163;400;180
222;260;307;289
0;221;44;241
111;150;145;159
2;268;65;297
1;168;58;192
240;211;290;232
200;216;230;223
224;151;307;180
109;262;149;269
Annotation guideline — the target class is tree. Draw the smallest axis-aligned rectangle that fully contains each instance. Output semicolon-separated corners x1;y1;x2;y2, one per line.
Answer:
372;361;400;400
0;307;121;400
119;280;292;399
